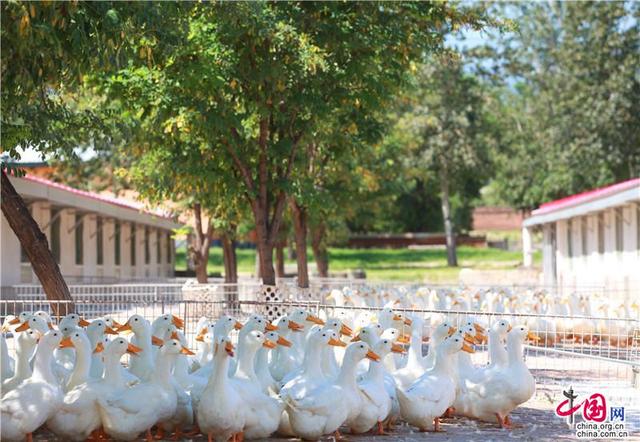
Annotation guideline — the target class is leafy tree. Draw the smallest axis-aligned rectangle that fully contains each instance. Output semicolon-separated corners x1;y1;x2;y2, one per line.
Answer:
385;56;493;266
479;1;640;210
97;2;492;287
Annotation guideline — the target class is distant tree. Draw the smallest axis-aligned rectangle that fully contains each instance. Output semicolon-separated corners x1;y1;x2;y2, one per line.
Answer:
479;1;640;210
385;56;493;266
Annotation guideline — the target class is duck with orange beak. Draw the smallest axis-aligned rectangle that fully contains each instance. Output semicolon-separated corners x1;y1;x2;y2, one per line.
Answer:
455;325;538;428
397;335;473;432
116;314;158;382
1;330;65;442
48;337;138;442
269;316;304;382
284;341;380;440
255;330;291;395
97;338;188;441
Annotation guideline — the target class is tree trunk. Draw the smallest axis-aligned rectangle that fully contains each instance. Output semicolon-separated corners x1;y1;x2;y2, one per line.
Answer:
440;170;457;267
1;170;73;315
290;199;309;288
189;203;212;283
275;244;285;278
310;221;329;278
221;234;238;284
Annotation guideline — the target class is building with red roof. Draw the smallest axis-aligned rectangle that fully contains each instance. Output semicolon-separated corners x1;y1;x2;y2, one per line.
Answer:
522;178;640;294
1;174;182;287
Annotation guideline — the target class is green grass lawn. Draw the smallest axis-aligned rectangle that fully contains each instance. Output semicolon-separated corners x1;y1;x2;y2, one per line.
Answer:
175;245;541;282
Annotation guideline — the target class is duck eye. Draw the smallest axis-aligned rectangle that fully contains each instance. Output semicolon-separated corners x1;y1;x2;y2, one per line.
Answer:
134;318;138;322
173;342;177;346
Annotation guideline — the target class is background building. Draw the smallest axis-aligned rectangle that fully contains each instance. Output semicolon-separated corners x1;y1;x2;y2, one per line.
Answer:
522;178;640;295
1;175;181;286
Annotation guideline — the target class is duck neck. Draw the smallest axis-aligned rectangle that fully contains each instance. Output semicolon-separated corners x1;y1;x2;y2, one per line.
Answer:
209;351;231;390
67;341;91;388
431;348;452;376
236;343;259;381
174;354;190;380
407;328;423;367
255;347;270;374
302;342;325;378
457;350;473;371
489;330;506;364
365;354;386;383
32;343;56;384
336;355;359;389
102;352;125;387
152;351;176;386
14;341;35;380
507;337;524;366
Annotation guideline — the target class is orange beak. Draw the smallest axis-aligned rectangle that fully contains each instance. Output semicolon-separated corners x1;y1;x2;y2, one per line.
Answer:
288;320;304;332
398;334;411;344
462;342;475;353
172;315;184;329
403;317;413;326
78;318;91;327
448;326;457;337
391;343;406;354
195;334;205;342
277;336;292;347
170;331;179;340
8;318;21;325
340;324;353;337
151;335;164;346
463;333;475;344
117;322;132;333
104;326;118;335
48;322;55;330
474;333;486;344
127;343;143;355
392;314;403;321
234;321;243;330
474;323;486;334
94;342;105;354
265;322;278;332
263;339;277;349
59;336;74;349
224;341;235;357
328;337;347;347
507;325;513;332
15;322;30;332
366;350;381;362
180;346;195;355
110;319;123;328
306;314;325;326
351;335;361;342
527;331;541;342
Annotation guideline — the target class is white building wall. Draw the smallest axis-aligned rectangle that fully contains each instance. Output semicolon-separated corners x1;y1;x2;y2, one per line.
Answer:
135;223;145;279
0;213;21;287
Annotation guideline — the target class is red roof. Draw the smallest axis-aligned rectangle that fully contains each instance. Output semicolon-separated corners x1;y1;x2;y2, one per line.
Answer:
22;174;175;220
532;177;640;216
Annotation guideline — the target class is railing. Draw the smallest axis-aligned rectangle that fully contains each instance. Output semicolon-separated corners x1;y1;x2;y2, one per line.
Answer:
1;295;638;388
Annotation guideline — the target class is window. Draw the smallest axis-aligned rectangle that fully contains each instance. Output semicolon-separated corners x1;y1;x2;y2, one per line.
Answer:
581;217;588;256
567;220;574;258
597;212;605;254
50;209;61;264
166;231;172;263
75;213;84;265
130;223;136;266
144;226;150;265
114;221;121;266
637;205;640;252
156;230;161;264
96;217;104;266
615;208;624;252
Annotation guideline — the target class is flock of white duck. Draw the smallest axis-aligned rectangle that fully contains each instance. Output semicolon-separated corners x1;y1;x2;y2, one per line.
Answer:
1;302;546;442
323;286;639;347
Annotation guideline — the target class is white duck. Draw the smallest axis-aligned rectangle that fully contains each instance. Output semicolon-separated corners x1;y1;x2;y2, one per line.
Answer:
351;337;405;434
1;330;65;442
87;319;118;379
269;315;304;382
116;314;158;382
456;325;539;428
62;329;94;392
487;319;511;368
196;337;246;442
397;335;473;432
231;330;283;439
97;338;186;441
393;315;428;390
2;328;38;395
284;341;380;440
47;337;141;442
1;316;16;381
422;320;456;371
